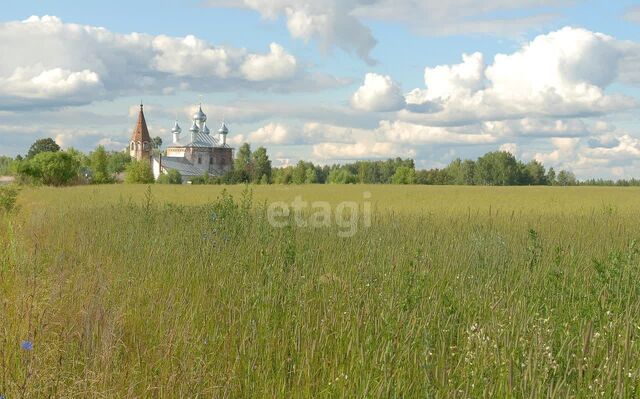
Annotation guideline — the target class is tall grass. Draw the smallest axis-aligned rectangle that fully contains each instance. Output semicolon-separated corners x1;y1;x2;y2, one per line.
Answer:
1;185;640;397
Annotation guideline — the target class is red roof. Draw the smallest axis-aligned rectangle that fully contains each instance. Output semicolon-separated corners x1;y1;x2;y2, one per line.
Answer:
131;104;151;143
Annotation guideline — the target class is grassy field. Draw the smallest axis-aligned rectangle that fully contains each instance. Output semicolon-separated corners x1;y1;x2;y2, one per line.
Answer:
2;185;640;397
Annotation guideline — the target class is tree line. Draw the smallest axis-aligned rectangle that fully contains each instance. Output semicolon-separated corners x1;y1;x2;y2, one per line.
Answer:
3;138;640;186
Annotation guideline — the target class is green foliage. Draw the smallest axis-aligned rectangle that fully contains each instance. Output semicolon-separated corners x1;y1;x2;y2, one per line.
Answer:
556;170;578;186
108;151;132;174
234;143;252;174
327;168;357;184
157;169;183;184
15;151;80;186
251;146;272;183
26;138;60;159
0;156;14;175
152;136;163;149
392;166;416;184
474;151;522;185
0;185;19;212
125;160;154;184
90;145;113;184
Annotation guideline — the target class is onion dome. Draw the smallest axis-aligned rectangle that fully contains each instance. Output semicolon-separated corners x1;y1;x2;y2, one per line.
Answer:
171;120;182;134
189;120;199;133
202;122;211;135
193;105;207;123
218;122;229;134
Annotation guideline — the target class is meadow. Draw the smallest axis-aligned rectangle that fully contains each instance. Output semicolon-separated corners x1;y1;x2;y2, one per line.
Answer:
2;184;640;397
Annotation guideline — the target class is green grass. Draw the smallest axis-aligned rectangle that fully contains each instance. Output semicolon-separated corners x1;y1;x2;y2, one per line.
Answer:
2;185;640;397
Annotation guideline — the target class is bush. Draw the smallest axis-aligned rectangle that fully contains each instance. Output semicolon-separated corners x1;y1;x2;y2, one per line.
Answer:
0;185;19;213
125;160;154;184
157;169;183;184
15;151;80;186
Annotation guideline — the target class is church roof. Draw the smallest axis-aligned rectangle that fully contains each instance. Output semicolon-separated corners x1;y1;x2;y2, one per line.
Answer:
169;131;221;148
159;156;209;177
131;104;151;143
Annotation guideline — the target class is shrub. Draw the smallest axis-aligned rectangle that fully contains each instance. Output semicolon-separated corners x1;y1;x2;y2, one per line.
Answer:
125;160;154;184
157;169;183;184
15;151;80;186
0;185;19;213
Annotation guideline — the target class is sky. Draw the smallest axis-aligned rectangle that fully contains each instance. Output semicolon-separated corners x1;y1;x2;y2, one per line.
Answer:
1;0;640;178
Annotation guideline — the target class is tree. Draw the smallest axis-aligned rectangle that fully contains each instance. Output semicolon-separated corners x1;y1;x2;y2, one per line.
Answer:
157;169;182;184
221;169;250;184
327;168;357;184
108;151;132;174
556;170;577;186
305;167;318;184
27;138;60;159
125;160;154;184
547;167;557;186
0;156;14;176
292;161;308;184
392;166;416;184
475;151;521;186
152;137;163;150
17;151;80;186
90;145;112;184
523;160;547;185
251;146;272;183
234;143;252;174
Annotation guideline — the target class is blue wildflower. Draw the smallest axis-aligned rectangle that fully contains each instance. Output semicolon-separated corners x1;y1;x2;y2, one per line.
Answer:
210;212;218;222
21;340;33;351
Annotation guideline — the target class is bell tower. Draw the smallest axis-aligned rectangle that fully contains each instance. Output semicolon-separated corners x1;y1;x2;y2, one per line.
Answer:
129;103;152;161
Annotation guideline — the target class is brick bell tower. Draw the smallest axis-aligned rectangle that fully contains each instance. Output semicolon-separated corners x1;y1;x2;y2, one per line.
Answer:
129;103;152;161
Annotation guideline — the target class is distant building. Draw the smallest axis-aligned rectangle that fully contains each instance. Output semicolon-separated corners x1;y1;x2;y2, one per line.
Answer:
129;104;152;161
128;103;234;182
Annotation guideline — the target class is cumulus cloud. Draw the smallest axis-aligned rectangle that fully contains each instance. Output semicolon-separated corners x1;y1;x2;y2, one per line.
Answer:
376;120;496;145
229;123;291;146
313;141;415;160
207;0;378;64
241;43;298;81
399;27;639;126
351;73;405;112
207;0;570;62
0;15;311;109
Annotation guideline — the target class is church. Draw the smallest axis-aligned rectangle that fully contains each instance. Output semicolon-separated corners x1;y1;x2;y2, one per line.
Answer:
129;103;234;182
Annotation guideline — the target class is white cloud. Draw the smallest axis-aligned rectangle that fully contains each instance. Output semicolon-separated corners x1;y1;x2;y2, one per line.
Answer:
1;67;103;100
499;143;519;156
351;73;405;112
206;0;570;62
376;120;496;145
399;27;640;127
229;122;291;145
241;43;297;81
313;141;415;160
0;15;306;108
208;0;378;64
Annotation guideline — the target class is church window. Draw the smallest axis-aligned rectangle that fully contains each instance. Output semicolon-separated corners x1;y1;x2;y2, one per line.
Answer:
210;157;213;165
198;156;202;164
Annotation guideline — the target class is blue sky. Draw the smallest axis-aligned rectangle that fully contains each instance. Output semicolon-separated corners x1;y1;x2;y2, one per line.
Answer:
1;0;640;178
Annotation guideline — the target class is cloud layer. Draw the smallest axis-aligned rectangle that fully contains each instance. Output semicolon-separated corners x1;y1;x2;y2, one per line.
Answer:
207;0;571;62
0;16;316;109
399;27;639;125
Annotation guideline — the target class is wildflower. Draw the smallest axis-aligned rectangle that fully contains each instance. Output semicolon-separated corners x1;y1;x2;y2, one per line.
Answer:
211;212;218;222
21;340;33;351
